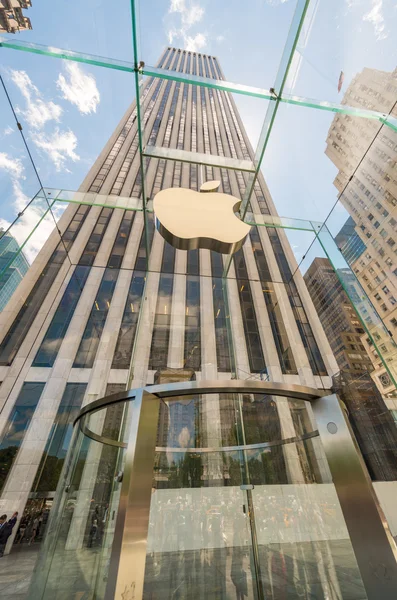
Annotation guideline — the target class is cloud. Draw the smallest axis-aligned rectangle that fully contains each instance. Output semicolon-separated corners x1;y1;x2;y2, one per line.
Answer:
363;0;387;40
0;152;67;263
10;70;63;129
216;35;225;44
166;0;207;52
34;128;80;171
0;152;24;179
2;126;14;137
185;32;207;52
57;62;100;115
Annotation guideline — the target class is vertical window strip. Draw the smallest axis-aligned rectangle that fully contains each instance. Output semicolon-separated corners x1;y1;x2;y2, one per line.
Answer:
148;272;174;370
32;207;114;367
31;383;87;493
210;252;232;372
0;382;45;494
73;210;136;369
267;228;327;376
110;78;163;196
0;205;90;367
172;53;190;188
199;56;214;182
109;48;176;198
184;249;201;370
191;55;198;190
112;214;155;369
233;249;266;374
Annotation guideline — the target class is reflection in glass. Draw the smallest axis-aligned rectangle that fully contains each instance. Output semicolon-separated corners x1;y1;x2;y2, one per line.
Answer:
0;382;45;494
32;383;87;494
0;205;89;366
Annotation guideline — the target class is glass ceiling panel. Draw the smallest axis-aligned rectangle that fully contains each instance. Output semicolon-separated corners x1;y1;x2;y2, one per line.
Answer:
286;0;397;104
137;0;299;89
0;78;43;228
0;0;133;62
0;48;135;192
261;101;392;230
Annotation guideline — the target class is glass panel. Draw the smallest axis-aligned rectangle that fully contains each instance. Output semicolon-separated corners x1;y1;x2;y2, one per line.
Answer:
287;0;397;105
27;400;131;600
143;145;255;172
0;205;88;365
0;382;45;494
316;223;397;388
0;78;42;223
0;0;133;62
138;0;298;89
252;481;367;599
0;51;134;193
43;189;144;212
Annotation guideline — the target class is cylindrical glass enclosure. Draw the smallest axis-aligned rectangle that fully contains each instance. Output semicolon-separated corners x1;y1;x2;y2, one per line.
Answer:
28;384;368;600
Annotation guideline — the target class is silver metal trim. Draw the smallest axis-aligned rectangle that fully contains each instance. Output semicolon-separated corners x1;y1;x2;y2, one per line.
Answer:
74;380;328;426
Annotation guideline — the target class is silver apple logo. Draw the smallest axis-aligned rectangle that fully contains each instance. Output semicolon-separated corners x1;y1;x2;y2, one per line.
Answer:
153;181;251;254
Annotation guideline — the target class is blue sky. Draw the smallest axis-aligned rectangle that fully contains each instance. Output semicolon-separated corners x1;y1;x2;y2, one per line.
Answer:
1;0;397;264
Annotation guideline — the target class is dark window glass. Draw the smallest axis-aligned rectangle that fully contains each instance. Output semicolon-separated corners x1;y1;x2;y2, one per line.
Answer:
32;266;90;367
72;211;135;368
184;275;201;370
233;250;266;374
0;382;45;494
267;228;327;376
73;269;119;368
249;228;297;374
149;273;174;370
211;252;232;372
32;383;86;493
112;271;146;369
0;206;89;366
31;207;114;367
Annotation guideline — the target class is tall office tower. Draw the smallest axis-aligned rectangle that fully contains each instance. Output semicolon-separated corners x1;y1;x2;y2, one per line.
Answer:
0;48;339;547
325;66;397;395
304;257;374;375
335;216;366;265
0;228;29;311
0;0;32;33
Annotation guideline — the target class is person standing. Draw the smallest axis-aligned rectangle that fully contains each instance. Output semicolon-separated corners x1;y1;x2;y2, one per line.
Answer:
0;515;11;557
29;516;39;545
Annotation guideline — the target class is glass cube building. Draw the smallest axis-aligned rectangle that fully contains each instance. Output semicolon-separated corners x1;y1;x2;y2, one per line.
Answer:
1;2;397;598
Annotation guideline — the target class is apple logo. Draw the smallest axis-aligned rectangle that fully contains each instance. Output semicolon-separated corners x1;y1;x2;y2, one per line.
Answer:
153;181;251;254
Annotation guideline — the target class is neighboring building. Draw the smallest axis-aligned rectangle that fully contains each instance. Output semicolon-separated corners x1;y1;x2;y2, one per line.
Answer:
0;0;32;33
0;48;341;549
325;66;397;395
335;216;366;265
304;257;374;375
0;228;29;311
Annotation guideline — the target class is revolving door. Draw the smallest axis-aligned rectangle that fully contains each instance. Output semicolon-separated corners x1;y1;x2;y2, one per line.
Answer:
28;381;397;600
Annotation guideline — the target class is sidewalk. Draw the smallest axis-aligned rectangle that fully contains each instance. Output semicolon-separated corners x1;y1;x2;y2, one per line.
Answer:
0;544;39;600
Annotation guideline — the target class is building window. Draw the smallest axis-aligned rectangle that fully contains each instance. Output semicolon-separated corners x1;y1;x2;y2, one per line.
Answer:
387;238;395;247
31;383;87;493
0;382;45;494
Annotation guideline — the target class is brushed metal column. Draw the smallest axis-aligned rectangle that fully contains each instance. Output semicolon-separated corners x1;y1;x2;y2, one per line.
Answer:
105;389;161;600
313;393;397;599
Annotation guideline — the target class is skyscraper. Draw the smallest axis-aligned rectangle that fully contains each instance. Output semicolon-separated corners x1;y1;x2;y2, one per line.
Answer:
325;67;397;395
0;47;339;546
304;257;374;375
0;0;32;33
